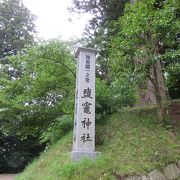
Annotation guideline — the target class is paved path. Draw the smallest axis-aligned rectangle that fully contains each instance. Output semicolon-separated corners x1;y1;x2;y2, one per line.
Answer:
0;174;17;180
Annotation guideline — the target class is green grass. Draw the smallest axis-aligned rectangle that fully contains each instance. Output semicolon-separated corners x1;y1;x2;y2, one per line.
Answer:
16;108;180;180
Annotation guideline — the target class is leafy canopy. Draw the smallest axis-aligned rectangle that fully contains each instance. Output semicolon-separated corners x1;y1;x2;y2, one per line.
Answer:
110;0;179;84
0;0;36;57
0;40;75;136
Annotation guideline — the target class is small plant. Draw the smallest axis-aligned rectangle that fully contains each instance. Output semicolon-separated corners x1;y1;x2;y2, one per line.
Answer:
40;115;73;145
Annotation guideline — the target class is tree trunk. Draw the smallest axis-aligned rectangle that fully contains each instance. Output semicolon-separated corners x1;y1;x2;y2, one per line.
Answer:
152;60;169;121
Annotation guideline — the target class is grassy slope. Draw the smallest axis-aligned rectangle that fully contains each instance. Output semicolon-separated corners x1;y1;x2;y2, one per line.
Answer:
16;108;180;180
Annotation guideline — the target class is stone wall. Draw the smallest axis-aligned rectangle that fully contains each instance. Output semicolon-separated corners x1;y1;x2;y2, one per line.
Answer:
124;161;180;180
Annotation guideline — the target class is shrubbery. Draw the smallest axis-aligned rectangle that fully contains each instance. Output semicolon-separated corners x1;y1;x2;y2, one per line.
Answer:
0;132;45;173
95;78;136;124
40;115;73;145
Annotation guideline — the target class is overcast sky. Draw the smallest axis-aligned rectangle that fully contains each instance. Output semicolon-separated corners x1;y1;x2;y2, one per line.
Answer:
22;0;91;40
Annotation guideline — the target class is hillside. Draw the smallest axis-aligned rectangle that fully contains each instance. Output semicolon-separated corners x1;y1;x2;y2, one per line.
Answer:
16;107;180;180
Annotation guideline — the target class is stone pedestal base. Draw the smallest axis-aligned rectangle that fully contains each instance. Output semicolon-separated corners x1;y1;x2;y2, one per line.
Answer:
71;151;101;161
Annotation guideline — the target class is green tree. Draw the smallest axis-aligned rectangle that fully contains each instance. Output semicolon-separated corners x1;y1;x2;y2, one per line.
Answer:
0;40;75;137
110;0;179;121
70;0;129;84
166;61;180;99
0;0;36;57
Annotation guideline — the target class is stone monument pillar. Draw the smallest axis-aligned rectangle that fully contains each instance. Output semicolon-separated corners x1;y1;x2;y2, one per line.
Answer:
71;47;99;161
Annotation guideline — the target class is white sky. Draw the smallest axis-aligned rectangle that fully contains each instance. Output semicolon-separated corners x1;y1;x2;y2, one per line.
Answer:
22;0;91;40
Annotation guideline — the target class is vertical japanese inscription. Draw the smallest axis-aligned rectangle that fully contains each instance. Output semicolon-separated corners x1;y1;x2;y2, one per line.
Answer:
81;118;92;130
82;87;92;98
73;47;96;154
85;55;90;70
85;73;90;83
82;101;92;114
81;133;92;143
80;53;93;143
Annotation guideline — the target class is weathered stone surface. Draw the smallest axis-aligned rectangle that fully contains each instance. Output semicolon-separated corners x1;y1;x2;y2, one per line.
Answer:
141;175;147;180
71;151;100;161
163;163;180;180
72;47;98;161
124;176;141;180
125;176;141;180
147;170;167;180
125;175;147;180
177;160;180;169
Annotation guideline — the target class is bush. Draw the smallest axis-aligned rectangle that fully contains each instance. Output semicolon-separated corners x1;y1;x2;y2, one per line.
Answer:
40;115;73;145
96;79;112;113
95;78;136;124
0;132;45;173
167;62;180;99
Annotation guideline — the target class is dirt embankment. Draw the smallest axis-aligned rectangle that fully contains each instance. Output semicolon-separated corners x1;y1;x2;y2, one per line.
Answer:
0;174;17;180
169;101;180;128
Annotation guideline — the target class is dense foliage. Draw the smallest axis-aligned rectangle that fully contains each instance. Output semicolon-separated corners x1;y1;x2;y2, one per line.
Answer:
70;0;129;84
0;40;75;137
0;0;40;173
110;0;180;120
0;0;36;57
0;40;76;172
166;61;180;99
0;132;45;173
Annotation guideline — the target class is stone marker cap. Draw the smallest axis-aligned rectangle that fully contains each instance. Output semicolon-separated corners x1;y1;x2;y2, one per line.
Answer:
75;47;98;59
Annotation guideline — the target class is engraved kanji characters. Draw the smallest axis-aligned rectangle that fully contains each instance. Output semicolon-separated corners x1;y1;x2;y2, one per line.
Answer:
81;133;92;143
85;73;90;83
82;101;92;114
85;55;90;70
82;87;92;99
81;118;92;130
